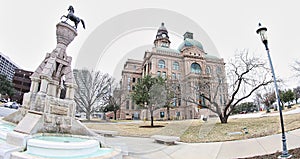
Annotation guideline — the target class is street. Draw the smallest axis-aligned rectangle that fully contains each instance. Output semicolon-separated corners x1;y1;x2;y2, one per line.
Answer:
0;106;17;117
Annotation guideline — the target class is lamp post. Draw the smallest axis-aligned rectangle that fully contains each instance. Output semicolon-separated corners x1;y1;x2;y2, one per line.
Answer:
256;23;291;158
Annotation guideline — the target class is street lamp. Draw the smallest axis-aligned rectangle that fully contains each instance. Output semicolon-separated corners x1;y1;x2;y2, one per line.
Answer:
256;23;291;158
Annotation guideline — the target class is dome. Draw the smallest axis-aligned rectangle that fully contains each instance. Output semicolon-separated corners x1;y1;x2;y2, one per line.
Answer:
178;38;204;51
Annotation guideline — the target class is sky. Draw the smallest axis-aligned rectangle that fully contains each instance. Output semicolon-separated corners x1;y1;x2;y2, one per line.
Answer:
0;0;300;90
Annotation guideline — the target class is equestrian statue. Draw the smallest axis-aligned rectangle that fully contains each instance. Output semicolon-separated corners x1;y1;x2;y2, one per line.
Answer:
61;5;85;29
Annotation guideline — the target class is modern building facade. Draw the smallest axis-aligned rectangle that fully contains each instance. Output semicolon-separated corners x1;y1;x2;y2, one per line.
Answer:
0;52;19;81
12;69;33;103
119;23;228;120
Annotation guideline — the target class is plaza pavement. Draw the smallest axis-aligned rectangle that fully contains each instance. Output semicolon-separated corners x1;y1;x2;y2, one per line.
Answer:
104;128;300;159
104;108;300;159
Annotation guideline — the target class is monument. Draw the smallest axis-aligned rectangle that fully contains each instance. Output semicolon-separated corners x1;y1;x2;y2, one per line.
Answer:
0;6;123;159
4;15;90;137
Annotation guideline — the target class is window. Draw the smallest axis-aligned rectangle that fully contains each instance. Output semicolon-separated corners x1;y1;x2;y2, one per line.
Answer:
216;66;222;75
177;73;181;79
158;60;165;68
172;73;176;79
126;101;129;110
131;100;135;110
173;62;179;70
161;42;168;47
162;72;166;78
160;112;165;118
173;98;177;107
218;78;223;83
205;66;211;74
191;63;201;74
157;71;161;77
127;77;131;84
132;77;136;83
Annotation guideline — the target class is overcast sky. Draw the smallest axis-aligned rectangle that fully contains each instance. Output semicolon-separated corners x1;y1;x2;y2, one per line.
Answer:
0;0;299;89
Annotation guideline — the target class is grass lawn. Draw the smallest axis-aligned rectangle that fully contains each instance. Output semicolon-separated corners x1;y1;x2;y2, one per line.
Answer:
85;111;300;143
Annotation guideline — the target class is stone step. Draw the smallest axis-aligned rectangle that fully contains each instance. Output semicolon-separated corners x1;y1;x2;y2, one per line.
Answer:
0;143;22;159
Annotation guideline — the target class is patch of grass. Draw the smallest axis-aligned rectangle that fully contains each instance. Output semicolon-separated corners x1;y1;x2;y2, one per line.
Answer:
85;112;300;143
180;120;203;143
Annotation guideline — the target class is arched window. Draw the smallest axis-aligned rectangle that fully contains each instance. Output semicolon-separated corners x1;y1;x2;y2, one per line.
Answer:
158;60;165;68
173;62;179;70
216;66;222;75
205;66;211;74
191;63;201;74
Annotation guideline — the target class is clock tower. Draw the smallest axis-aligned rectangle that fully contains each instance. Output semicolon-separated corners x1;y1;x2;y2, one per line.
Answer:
154;22;171;48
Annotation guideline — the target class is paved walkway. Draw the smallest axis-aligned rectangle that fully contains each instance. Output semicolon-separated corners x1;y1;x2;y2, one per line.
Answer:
105;129;300;159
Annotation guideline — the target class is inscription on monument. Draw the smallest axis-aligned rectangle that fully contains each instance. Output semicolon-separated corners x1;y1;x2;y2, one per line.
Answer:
50;105;68;115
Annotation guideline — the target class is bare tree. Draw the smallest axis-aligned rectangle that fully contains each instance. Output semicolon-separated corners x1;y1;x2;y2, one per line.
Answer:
132;75;166;127
163;78;181;120
294;86;300;104
292;60;300;78
182;51;273;123
259;91;276;112
103;82;129;120
148;83;167;126
73;69;113;120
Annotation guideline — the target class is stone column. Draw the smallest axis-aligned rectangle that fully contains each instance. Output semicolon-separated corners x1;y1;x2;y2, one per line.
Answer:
30;77;41;93
39;78;49;94
47;80;59;97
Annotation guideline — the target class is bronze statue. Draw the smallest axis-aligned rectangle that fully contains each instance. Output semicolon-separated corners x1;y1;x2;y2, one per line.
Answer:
61;6;85;29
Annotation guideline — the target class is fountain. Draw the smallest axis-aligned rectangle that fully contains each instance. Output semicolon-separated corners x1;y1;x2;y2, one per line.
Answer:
0;6;122;159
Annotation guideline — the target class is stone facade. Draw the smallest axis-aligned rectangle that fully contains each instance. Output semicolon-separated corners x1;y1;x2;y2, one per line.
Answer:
119;23;228;120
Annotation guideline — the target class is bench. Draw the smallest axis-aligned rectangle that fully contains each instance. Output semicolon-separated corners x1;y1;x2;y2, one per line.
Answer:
91;129;118;137
151;135;180;145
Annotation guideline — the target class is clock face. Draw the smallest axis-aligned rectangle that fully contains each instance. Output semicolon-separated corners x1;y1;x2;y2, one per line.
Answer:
162;33;166;38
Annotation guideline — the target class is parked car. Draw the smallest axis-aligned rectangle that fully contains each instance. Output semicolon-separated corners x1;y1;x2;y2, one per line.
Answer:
125;113;132;120
4;102;19;109
0;98;7;103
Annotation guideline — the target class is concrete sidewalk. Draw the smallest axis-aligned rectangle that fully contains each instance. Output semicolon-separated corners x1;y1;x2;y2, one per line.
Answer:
105;129;300;159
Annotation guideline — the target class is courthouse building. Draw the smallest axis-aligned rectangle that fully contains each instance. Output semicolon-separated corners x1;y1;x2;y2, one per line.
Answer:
119;23;228;120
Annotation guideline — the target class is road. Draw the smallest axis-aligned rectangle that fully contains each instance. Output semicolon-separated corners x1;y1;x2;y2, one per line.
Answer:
0;107;17;117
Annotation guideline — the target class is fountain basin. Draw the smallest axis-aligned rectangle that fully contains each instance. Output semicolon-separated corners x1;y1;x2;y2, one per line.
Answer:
27;135;100;157
0;121;15;140
22;135;122;159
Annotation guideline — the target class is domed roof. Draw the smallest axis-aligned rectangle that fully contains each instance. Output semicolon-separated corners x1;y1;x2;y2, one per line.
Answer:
178;38;204;51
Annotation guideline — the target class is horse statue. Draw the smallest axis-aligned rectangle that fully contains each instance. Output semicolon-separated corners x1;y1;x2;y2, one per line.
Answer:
61;6;85;29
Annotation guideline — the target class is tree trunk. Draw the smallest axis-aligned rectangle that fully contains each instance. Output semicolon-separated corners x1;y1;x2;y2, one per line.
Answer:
150;109;154;127
114;110;117;120
151;116;154;127
167;106;170;120
86;111;91;121
103;112;106;120
219;114;229;123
